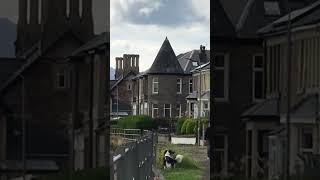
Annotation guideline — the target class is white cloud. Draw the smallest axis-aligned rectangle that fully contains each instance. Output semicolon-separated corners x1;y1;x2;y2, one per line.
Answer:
111;21;210;71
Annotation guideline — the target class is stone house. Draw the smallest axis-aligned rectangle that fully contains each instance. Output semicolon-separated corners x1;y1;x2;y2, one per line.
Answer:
242;1;320;178
212;0;314;177
110;54;140;117
0;0;108;177
131;38;191;119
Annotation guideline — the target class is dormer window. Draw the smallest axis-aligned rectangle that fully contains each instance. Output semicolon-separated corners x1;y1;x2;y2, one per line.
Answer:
264;1;281;16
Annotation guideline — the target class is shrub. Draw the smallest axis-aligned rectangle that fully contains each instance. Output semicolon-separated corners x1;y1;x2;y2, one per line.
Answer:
176;117;187;135
186;120;197;134
117;115;154;130
181;119;190;134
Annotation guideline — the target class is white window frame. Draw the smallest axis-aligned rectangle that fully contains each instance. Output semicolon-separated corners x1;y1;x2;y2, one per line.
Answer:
176;104;182;118
177;78;182;94
215;53;229;102
152;104;159;118
189;78;193;94
144;103;148;115
56;68;67;89
152;77;159;94
203;101;209;111
164;104;171;118
300;128;314;153
252;54;264;102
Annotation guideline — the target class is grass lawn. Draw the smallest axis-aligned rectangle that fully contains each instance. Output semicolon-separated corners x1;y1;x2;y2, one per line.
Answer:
156;143;203;180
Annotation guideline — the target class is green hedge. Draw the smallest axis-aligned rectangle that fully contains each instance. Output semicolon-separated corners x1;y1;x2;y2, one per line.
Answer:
117;115;154;130
178;118;197;135
176;117;187;135
187;120;197;134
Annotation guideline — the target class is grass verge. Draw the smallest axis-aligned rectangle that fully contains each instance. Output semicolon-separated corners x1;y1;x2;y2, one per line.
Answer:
156;143;203;180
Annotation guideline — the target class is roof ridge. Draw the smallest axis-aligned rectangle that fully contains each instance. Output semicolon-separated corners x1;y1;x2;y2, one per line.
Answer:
236;0;256;32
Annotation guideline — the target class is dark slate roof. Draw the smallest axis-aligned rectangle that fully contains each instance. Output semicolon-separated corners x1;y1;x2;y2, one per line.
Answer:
110;71;136;91
148;37;184;75
191;62;210;73
219;0;248;26
110;80;117;87
201;90;210;100
132;69;149;80
291;94;318;120
213;0;236;38
236;0;312;38
186;91;198;99
70;32;108;57
258;0;320;36
0;58;25;88
241;97;279;118
177;49;210;73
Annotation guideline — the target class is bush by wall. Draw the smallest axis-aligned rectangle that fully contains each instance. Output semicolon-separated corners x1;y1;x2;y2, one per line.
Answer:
179;118;197;135
176;117;187;135
117;115;154;130
186;120;197;134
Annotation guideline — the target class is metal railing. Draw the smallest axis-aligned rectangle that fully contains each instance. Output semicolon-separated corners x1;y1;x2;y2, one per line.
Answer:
110;130;157;180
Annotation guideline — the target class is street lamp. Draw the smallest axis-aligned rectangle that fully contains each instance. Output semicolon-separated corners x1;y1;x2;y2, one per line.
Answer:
185;58;202;146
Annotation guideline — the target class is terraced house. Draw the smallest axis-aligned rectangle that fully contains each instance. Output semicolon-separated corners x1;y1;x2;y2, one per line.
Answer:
131;38;209;119
242;1;320;178
212;0;316;177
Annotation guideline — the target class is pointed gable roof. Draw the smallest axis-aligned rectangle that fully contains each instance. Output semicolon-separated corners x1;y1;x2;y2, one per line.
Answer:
148;37;184;75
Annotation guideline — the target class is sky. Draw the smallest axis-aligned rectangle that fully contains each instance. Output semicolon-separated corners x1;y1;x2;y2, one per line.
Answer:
0;0;108;34
110;0;210;71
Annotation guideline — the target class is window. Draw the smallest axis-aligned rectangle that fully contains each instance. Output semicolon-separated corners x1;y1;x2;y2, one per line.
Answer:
152;104;159;118
264;1;281;16
204;102;209;110
26;0;30;23
164;104;171;118
56;68;67;89
66;0;70;17
152;77;159;94
139;79;143;96
127;82;131;90
189;79;193;94
192;62;198;66
253;55;264;101
214;54;229;100
79;0;83;17
133;104;137;115
144;103;148;115
300;128;313;153
176;104;181;117
190;103;194;112
177;78;182;94
38;0;42;22
140;104;144;115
